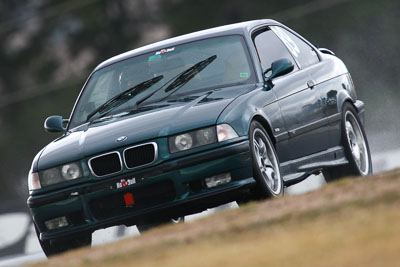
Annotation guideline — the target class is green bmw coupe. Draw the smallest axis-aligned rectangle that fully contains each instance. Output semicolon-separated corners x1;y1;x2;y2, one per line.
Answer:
28;19;372;256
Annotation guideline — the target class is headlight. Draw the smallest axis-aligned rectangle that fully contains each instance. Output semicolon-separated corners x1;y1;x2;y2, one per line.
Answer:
196;128;215;144
216;124;239;142
169;124;238;153
61;163;81;180
28;171;41;191
42;168;64;186
174;133;193;151
39;162;83;188
169;127;217;153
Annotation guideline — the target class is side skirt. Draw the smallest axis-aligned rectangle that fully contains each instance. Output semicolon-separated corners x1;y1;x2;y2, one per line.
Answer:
281;146;348;186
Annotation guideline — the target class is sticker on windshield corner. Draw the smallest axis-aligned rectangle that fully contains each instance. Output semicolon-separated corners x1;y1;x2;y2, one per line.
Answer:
240;72;249;78
155;47;175;55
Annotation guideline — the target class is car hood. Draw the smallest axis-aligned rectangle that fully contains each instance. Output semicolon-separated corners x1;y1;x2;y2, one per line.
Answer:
36;84;254;171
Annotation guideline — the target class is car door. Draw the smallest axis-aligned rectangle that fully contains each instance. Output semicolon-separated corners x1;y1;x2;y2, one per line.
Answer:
271;26;336;158
252;26;324;161
251;27;298;163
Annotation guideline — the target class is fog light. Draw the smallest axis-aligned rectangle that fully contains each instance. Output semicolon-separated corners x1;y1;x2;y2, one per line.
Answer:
45;216;68;230
205;173;232;188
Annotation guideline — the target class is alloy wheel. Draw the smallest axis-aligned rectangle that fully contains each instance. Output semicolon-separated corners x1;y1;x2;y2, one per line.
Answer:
345;111;370;176
252;128;282;195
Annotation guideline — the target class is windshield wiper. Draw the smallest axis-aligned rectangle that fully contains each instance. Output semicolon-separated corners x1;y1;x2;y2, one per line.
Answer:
86;75;164;122
135;55;217;106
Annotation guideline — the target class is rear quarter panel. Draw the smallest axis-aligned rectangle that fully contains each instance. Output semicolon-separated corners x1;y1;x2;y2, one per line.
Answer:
312;53;359;149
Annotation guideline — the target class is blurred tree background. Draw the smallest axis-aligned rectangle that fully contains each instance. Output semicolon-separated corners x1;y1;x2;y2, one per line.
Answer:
0;0;399;212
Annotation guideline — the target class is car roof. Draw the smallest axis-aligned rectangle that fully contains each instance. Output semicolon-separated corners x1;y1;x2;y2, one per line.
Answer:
94;19;281;71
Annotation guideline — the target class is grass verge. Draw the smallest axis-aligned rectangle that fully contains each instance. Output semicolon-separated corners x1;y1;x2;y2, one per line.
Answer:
27;169;400;267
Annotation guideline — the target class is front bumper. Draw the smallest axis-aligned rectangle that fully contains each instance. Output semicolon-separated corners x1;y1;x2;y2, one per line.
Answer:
28;140;254;241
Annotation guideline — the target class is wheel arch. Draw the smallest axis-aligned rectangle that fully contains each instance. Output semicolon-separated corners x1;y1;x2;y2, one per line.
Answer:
250;114;276;144
336;89;366;121
341;99;366;126
337;88;355;111
341;99;357;111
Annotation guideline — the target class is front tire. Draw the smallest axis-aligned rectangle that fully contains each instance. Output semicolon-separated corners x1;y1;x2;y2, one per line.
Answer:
249;121;284;198
323;103;372;181
136;217;184;233
35;225;91;257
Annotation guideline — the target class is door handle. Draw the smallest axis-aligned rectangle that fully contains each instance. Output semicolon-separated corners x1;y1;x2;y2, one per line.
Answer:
307;80;315;89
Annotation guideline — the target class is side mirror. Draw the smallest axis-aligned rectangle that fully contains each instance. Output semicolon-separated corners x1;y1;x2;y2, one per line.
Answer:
44;115;67;133
265;58;294;83
319;48;335;56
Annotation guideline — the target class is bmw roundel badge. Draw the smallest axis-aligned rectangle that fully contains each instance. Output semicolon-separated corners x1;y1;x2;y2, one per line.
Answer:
116;136;128;143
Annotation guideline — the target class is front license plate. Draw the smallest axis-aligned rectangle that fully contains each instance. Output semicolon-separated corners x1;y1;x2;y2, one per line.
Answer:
124;192;135;207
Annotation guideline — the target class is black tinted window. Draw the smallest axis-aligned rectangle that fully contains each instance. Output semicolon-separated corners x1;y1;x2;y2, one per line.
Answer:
253;28;298;73
271;26;319;69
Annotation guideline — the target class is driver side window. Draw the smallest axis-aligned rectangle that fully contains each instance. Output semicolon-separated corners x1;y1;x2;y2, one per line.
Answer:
253;27;298;75
271;26;320;69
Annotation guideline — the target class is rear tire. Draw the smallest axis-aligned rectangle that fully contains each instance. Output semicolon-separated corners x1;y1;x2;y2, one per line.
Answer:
35;225;91;257
323;103;372;182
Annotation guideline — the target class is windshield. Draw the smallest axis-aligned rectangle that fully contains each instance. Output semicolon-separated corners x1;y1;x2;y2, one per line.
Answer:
69;35;255;129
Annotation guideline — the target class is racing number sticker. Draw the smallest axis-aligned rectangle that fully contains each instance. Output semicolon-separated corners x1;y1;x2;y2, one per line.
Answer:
155;47;175;55
117;178;136;189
